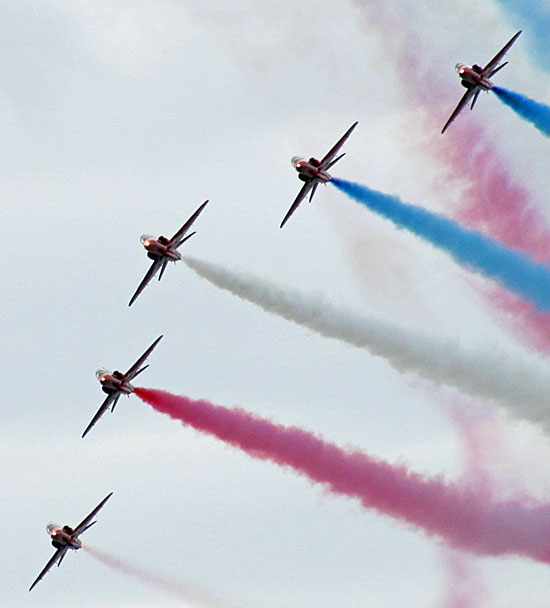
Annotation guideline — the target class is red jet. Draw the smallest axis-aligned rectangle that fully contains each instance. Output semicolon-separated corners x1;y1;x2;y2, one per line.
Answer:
441;31;521;134
280;122;358;228
129;200;209;306
82;335;163;438
29;493;112;591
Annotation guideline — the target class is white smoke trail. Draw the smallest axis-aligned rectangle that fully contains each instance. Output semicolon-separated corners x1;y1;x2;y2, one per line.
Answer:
184;256;550;429
84;546;240;608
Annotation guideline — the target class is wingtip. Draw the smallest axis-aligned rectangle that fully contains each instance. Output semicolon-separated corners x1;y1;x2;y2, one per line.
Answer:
151;335;163;348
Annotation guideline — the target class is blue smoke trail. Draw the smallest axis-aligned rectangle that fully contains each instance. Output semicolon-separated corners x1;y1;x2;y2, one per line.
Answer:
492;87;550;136
331;178;550;311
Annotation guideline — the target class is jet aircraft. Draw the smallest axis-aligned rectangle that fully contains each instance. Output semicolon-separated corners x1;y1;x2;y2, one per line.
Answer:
129;200;209;306
441;31;522;134
82;335;163;438
29;493;113;591
280;122;358;228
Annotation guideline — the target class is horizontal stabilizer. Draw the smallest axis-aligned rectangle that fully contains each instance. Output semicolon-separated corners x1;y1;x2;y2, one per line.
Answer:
79;521;97;535
471;89;481;110
111;393;121;413
131;364;149;380
158;258;169;281
326;153;345;170
488;61;508;78
309;182;319;202
176;231;196;249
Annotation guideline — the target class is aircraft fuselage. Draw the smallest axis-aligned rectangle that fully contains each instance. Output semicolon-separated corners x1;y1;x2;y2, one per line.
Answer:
456;64;492;90
292;157;331;183
48;526;81;550
96;371;133;394
141;237;181;261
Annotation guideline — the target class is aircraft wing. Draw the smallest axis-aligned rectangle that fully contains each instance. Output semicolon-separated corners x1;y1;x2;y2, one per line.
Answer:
124;335;163;381
73;492;113;537
482;30;521;76
29;546;67;591
319;121;358;171
441;88;475;134
128;258;162;307
280;181;313;228
81;393;117;439
169;200;209;248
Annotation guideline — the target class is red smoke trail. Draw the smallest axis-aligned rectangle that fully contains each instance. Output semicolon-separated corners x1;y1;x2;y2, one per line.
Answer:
354;2;550;350
84;546;235;608
135;387;550;565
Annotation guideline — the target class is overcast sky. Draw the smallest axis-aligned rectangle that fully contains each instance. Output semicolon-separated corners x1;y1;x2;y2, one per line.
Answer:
2;1;549;607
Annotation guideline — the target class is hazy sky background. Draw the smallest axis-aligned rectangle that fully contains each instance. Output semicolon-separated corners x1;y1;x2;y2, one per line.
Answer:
2;1;549;606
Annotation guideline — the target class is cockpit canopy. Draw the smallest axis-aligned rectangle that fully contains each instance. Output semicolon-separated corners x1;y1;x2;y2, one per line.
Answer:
95;368;110;380
455;63;466;74
291;156;304;169
140;235;155;246
46;523;59;535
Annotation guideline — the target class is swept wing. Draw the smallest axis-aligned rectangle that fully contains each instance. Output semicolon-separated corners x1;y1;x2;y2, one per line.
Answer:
280;181;314;228
482;30;522;77
441;89;475;134
123;335;163;381
319;121;358;170
168;200;209;248
128;258;163;307
29;547;68;592
73;492;113;537
81;393;119;438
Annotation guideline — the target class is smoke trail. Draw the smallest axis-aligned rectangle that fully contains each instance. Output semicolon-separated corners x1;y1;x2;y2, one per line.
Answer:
331;178;550;311
492;87;550;136
438;549;489;608
183;255;550;429
84;546;237;608
436;401;495;608
134;387;550;564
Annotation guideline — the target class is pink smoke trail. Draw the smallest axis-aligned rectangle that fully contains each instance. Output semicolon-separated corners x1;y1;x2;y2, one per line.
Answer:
354;2;550;350
135;387;550;565
436;399;504;608
438;549;490;608
84;546;237;608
